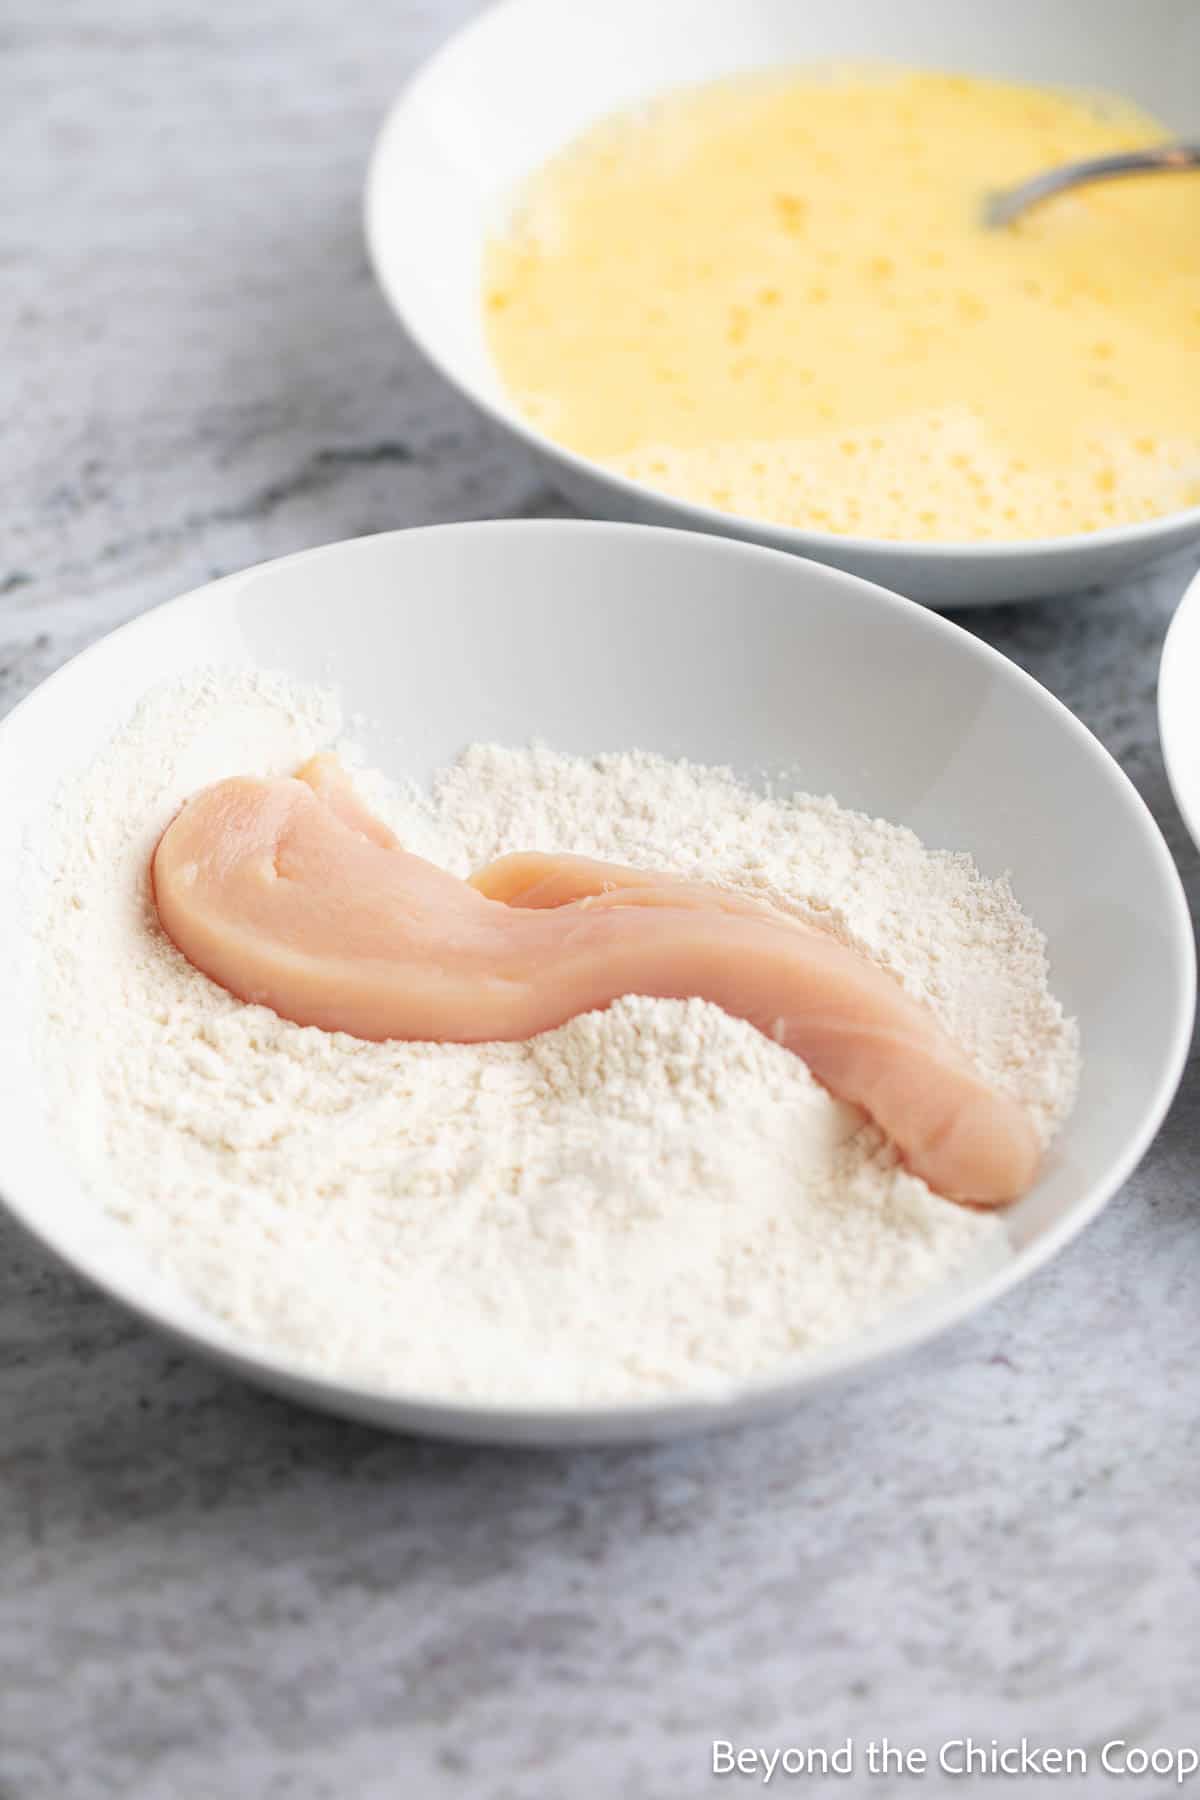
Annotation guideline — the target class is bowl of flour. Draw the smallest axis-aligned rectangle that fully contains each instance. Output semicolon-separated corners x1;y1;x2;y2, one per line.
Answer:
0;522;1191;1443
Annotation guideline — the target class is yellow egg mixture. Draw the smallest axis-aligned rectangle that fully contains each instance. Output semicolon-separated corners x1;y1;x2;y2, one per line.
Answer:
484;67;1200;541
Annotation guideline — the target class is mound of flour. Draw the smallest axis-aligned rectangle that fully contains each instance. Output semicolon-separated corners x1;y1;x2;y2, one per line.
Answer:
34;670;1078;1403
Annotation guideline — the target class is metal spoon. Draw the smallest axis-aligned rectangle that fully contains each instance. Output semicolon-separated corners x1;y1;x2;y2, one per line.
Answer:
984;141;1200;228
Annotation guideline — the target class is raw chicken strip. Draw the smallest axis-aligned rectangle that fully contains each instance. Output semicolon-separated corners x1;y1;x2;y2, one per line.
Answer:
152;754;1040;1205
471;850;788;915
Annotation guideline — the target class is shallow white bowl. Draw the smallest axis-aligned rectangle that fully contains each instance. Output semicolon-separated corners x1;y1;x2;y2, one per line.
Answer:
1158;562;1200;852
366;0;1200;607
0;522;1192;1442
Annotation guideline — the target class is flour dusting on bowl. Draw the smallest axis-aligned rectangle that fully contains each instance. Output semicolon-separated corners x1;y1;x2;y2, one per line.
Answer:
33;667;1078;1404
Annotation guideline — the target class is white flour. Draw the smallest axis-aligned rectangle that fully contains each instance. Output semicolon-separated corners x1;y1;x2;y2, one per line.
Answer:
35;670;1078;1404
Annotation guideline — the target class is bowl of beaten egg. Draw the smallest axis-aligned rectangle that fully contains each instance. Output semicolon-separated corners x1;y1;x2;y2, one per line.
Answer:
366;0;1200;605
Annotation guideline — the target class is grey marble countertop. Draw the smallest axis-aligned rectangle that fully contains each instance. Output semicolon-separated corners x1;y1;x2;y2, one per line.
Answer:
4;4;1199;1796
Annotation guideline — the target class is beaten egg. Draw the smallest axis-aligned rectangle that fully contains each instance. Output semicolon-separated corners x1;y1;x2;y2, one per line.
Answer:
484;67;1200;542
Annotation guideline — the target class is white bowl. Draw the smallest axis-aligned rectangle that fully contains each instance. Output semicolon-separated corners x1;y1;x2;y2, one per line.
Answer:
1158;561;1200;851
0;522;1192;1443
366;0;1200;607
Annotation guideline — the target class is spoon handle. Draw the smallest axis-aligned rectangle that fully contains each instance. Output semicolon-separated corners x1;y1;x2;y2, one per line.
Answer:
985;141;1200;228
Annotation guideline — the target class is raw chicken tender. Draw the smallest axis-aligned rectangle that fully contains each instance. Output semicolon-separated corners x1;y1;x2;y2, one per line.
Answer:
152;754;1040;1206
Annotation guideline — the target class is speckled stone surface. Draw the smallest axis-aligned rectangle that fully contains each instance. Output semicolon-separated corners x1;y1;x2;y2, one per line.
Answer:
3;4;1199;1796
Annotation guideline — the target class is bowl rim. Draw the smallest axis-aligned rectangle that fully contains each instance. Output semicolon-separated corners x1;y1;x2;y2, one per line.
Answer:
0;517;1195;1441
363;0;1200;566
1158;559;1200;851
